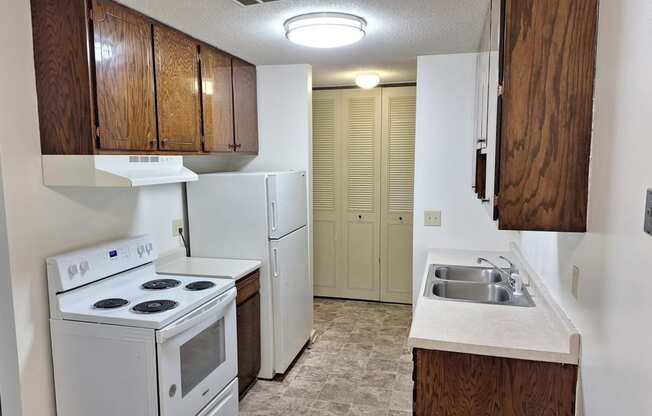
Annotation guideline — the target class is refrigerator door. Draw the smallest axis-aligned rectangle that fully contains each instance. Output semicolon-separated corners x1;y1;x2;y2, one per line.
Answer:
269;226;312;373
267;172;307;239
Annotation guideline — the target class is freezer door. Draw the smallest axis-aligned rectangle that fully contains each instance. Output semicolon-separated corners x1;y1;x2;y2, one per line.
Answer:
267;172;308;239
269;227;312;373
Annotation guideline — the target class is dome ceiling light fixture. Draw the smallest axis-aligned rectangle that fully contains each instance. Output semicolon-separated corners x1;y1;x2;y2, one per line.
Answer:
355;73;381;89
284;12;367;48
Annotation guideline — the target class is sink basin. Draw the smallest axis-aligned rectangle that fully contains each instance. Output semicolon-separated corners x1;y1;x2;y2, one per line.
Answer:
424;264;535;307
433;265;504;283
431;280;512;303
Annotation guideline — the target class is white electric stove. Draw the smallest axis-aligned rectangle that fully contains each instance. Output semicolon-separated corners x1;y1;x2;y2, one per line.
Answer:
47;235;239;416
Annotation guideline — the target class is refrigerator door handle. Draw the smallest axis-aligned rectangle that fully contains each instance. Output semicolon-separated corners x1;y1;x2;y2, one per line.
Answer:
271;201;278;232
272;248;280;278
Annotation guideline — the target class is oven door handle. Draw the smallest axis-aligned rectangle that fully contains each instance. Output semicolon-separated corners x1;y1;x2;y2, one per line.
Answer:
156;288;236;343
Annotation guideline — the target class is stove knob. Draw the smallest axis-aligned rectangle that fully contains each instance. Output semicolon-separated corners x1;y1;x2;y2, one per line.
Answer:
68;264;78;278
145;243;152;255
137;245;144;257
79;261;90;275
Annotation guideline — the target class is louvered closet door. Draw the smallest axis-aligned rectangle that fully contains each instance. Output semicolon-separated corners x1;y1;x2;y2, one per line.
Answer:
380;87;416;304
338;89;382;301
312;90;342;297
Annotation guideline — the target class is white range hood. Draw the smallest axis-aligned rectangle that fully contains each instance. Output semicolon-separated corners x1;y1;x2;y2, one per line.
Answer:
42;155;198;187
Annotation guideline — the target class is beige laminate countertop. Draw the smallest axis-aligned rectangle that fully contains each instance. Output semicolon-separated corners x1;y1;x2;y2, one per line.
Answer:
408;248;580;364
156;256;261;282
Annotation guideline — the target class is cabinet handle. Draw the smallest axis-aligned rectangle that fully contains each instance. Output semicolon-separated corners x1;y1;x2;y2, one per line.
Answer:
160;139;167;148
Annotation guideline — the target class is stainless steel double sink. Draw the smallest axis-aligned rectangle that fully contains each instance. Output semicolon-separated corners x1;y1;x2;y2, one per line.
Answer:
424;265;535;307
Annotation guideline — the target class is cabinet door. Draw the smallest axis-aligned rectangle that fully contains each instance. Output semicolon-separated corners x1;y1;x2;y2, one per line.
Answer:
380;87;416;305
200;46;234;153
236;272;261;398
92;0;156;151
237;292;260;397
153;25;202;152
498;0;597;231
232;58;259;154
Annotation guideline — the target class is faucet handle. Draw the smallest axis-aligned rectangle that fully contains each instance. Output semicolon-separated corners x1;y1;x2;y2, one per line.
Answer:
510;272;524;296
499;255;517;272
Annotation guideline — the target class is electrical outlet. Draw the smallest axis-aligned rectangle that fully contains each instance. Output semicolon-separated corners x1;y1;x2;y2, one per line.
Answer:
172;219;184;237
424;210;442;227
571;265;580;299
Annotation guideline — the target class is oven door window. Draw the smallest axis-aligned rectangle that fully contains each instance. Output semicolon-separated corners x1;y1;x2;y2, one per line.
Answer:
180;318;226;397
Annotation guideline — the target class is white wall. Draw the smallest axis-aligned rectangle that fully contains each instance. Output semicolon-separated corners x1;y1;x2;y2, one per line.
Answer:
0;2;185;415
0;155;22;416
412;53;516;303
517;1;652;414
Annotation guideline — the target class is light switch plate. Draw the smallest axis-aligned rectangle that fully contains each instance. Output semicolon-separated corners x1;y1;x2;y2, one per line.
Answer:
645;189;652;236
424;210;442;227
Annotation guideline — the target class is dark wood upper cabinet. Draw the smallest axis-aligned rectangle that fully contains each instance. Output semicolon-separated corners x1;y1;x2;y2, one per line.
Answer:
153;26;202;152
232;58;259;154
496;0;598;231
30;0;258;156
473;0;598;231
31;0;95;154
93;0;157;152
475;150;487;201
200;46;234;153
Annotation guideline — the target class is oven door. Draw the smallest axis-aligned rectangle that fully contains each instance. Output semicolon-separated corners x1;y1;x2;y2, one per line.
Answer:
156;288;237;416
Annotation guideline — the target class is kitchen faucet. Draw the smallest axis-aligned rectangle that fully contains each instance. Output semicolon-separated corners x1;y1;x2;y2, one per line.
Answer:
477;256;524;296
476;257;511;280
498;255;518;275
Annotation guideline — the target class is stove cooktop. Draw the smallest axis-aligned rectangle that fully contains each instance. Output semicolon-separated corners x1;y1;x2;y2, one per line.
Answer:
55;264;234;329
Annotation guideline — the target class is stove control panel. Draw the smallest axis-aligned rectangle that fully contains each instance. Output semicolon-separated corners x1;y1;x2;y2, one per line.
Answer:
47;235;157;293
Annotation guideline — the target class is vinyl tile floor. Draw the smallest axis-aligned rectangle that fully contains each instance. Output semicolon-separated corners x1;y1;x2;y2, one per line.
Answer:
239;298;413;416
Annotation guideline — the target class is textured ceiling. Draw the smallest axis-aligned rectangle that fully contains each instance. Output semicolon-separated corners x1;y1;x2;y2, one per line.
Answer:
120;0;490;86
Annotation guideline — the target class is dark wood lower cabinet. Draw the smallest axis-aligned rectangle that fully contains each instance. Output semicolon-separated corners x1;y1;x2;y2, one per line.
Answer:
413;348;578;416
236;270;261;399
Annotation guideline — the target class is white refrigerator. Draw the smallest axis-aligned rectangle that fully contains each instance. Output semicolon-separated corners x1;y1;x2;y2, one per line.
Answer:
187;171;313;379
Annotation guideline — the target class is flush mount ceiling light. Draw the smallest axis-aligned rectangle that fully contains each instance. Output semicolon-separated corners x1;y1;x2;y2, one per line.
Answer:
284;12;367;48
355;73;381;89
